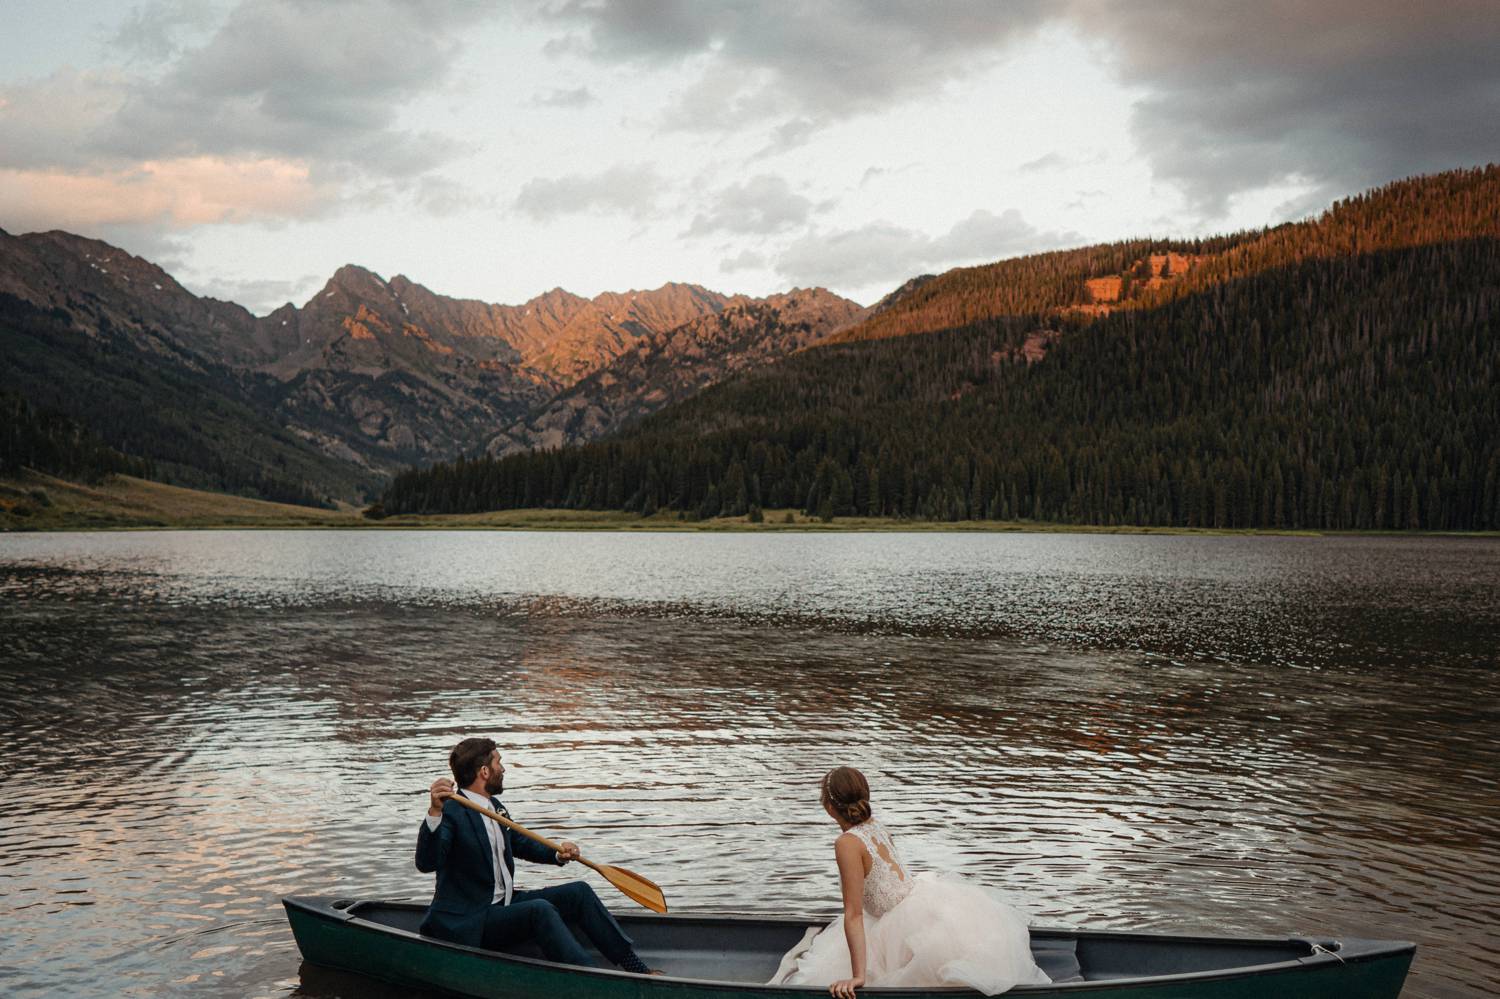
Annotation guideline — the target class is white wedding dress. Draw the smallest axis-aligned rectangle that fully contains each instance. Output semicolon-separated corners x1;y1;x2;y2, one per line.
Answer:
770;820;1051;995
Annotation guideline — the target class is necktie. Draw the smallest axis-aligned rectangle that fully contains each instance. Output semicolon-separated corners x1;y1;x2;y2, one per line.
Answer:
491;802;513;905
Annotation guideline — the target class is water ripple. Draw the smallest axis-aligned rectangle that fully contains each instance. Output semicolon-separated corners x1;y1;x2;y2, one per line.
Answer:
1;532;1496;998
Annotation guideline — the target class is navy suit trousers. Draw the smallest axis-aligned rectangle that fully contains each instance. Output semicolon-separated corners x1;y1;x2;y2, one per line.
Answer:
481;880;634;968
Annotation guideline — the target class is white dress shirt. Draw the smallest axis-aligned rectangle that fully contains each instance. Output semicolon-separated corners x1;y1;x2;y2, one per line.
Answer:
426;788;513;905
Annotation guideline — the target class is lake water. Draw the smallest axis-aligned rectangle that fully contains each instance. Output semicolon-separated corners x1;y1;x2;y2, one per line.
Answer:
1;531;1496;998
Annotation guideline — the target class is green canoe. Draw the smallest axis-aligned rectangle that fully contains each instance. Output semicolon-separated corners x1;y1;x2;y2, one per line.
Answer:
283;896;1414;998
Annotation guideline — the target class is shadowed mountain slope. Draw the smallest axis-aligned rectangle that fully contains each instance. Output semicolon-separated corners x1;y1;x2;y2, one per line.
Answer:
0;291;375;504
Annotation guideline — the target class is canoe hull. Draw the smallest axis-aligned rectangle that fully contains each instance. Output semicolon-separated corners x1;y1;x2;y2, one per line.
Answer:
284;897;1414;998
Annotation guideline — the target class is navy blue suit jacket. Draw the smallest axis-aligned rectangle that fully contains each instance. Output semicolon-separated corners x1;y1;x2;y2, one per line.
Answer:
415;795;562;946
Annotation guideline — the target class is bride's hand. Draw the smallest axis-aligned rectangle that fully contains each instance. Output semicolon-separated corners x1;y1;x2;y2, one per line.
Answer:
830;975;864;998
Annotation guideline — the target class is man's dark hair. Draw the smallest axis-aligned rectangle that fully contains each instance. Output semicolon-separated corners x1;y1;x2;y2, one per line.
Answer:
449;737;498;787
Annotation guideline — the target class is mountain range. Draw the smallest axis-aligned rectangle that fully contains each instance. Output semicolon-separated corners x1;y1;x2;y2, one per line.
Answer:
379;166;1500;531
5;166;1497;529
0;229;867;503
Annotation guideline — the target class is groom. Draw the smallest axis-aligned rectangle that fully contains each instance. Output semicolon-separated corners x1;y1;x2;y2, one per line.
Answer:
416;737;652;973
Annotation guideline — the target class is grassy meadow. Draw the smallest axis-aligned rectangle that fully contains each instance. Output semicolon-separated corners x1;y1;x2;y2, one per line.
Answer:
7;470;1482;535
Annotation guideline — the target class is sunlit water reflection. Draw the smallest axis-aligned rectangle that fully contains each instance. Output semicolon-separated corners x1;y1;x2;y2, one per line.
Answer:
1;531;1496;998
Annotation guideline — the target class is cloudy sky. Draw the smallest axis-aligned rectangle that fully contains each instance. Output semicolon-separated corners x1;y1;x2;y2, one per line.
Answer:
2;1;1496;313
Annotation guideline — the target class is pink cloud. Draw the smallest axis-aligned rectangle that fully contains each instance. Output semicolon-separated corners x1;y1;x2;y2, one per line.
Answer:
0;156;328;232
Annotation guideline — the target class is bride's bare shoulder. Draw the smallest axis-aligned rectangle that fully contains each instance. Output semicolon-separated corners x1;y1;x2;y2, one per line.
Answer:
833;830;866;857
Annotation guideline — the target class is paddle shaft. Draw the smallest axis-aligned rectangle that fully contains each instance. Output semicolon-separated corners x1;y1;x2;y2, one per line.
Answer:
440;793;606;875
428;789;668;913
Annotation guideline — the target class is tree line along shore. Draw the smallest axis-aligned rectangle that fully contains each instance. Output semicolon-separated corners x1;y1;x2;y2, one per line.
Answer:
7;470;1496;536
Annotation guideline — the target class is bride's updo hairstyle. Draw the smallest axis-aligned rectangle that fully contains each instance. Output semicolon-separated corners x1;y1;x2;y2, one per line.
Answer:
821;766;872;825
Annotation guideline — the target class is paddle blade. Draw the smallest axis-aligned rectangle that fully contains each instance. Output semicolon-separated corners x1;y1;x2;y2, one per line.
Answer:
593;862;668;913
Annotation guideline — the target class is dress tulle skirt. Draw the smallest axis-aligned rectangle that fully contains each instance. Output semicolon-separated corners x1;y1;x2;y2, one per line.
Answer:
770;874;1051;995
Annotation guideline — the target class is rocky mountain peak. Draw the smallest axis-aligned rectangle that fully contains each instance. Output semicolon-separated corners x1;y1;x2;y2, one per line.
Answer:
0;227;262;366
387;274;426;298
313;263;390;303
488;285;863;456
23;229;189;298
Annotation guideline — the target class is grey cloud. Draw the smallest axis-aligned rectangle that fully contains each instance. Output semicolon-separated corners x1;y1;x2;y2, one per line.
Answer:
112;0;490;176
859;163;919;187
0;70;129;171
775;209;1079;290
187;272;325;315
683;175;815;237
753;117;821;157
776;222;932;289
2;0;493;183
537;0;1500;216
1079;0;1500;213
513;163;665;220
414;176;489;218
109;0;219;62
532;86;597;108
1019;151;1106;174
537;1;1053;137
1064;190;1107;211
1019;152;1067;173
932;209;1076;260
719;249;767;273
658;68;784;133
1271;188;1339;224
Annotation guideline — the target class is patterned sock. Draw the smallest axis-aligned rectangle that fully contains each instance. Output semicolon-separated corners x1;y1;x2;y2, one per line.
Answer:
618;950;650;974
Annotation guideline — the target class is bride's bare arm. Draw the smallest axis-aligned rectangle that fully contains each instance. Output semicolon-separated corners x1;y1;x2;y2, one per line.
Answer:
830;833;867;998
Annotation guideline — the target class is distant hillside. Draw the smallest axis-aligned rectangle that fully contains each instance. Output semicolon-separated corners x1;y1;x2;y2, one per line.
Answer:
829;166;1500;348
379;167;1500;531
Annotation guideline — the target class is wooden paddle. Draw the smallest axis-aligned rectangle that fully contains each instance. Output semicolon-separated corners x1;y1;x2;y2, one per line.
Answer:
440;793;668;914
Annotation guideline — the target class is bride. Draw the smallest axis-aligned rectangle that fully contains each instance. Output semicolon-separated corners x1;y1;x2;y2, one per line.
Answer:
771;767;1051;997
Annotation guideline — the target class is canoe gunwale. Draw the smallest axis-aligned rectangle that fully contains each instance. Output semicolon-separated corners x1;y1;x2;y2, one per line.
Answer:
282;895;1416;995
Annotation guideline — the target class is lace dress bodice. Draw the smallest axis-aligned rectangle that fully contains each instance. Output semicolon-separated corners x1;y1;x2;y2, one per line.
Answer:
849;819;913;917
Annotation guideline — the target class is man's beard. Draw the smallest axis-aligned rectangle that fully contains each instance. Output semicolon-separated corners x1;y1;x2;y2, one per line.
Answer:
485;772;504;795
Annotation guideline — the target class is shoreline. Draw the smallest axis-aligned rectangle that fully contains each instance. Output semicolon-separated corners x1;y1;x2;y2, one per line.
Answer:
3;472;1496;537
